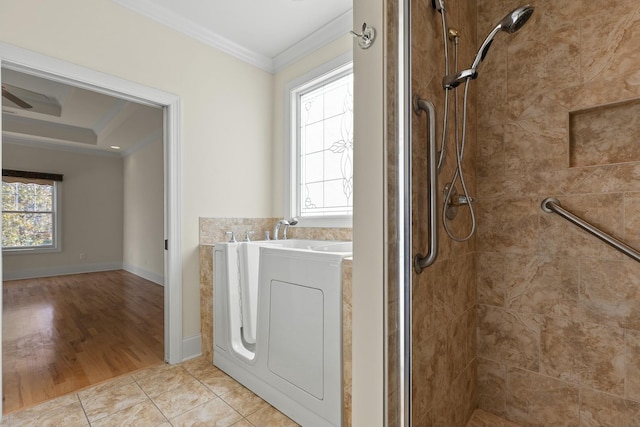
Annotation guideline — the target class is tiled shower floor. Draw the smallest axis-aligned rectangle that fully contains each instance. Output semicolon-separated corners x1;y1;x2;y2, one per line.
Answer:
1;357;298;427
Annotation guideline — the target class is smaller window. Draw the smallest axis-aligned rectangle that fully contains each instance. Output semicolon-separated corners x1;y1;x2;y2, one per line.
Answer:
2;170;61;253
286;57;353;228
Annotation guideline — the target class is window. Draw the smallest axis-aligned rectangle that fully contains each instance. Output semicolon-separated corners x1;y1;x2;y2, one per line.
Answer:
286;57;353;227
2;170;61;253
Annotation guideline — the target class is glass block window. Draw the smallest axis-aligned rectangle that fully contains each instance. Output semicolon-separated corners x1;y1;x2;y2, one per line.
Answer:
295;65;353;219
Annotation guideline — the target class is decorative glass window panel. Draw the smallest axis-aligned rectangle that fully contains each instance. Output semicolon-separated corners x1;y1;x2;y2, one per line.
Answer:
297;71;353;218
2;178;57;249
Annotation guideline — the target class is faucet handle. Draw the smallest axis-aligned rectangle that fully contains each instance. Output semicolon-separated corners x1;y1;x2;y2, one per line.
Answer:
224;231;237;243
243;231;255;242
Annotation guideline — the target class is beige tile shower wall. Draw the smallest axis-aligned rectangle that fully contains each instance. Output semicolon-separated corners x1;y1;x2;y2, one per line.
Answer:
199;217;280;246
342;259;353;427
410;0;478;425
199;217;352;245
569;99;640;167
199;243;214;361
475;1;640;425
198;217;352;422
385;0;401;420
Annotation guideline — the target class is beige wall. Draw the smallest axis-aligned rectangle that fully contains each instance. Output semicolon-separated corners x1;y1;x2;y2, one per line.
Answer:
476;0;640;425
123;138;164;284
2;143;124;277
0;0;274;338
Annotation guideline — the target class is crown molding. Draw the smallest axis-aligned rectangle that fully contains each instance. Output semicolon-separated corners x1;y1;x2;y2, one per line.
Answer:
124;129;163;157
111;0;274;72
272;9;353;73
110;0;353;74
93;99;130;135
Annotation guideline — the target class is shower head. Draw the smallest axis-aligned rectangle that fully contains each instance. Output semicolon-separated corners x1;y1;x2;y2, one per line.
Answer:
471;4;534;70
442;4;534;89
500;4;535;33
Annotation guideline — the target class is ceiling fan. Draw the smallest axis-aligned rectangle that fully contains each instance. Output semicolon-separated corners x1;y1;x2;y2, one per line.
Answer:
2;85;33;109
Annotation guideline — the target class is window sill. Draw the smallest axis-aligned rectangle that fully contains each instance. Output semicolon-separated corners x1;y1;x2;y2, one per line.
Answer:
294;216;352;228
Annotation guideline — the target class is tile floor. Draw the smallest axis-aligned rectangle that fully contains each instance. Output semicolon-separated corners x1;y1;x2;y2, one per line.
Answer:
1;353;521;427
2;357;298;427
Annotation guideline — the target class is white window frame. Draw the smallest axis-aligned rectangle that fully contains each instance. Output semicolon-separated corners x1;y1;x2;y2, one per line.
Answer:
2;180;62;255
284;52;354;228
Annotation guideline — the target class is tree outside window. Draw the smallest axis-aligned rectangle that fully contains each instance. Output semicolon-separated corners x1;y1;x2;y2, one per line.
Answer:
2;173;59;251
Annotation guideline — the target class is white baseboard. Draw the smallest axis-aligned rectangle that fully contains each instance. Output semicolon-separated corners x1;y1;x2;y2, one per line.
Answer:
182;334;202;361
123;262;164;286
3;262;123;281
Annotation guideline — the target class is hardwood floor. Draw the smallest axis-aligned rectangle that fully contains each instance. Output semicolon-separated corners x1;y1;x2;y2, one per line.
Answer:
2;270;164;414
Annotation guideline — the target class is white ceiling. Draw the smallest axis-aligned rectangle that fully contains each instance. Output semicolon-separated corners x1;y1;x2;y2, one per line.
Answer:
1;1;352;156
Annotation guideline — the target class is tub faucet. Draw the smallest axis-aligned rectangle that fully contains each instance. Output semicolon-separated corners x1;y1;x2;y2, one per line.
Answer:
273;220;289;240
273;217;298;240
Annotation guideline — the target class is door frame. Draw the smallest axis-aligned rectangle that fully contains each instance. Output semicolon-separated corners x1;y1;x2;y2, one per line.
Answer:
352;0;384;424
0;42;183;411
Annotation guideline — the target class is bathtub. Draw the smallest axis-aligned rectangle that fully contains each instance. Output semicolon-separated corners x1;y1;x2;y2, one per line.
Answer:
213;239;351;427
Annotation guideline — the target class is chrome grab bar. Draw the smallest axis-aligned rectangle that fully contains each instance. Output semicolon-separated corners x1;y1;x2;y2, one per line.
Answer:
413;96;438;273
541;197;640;263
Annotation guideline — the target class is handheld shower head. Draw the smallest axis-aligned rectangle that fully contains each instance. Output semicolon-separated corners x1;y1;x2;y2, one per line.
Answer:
500;4;535;34
471;4;534;70
442;4;534;89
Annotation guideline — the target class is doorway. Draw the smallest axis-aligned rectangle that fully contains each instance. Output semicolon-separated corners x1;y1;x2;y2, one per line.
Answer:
0;42;183;414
